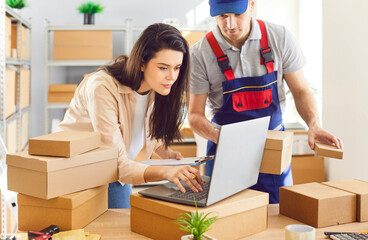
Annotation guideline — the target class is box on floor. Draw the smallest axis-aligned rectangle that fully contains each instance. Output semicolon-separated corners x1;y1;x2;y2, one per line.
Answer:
7;146;118;199
131;189;269;240
322;179;368;222
18;185;108;231
260;130;293;174
28;131;100;158
279;182;356;228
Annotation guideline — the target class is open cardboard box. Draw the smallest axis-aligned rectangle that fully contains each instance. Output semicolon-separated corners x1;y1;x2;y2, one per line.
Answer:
322;179;368;222
131;189;269;240
260;130;293;174
18;185;108;231
279;182;356;228
7;147;118;199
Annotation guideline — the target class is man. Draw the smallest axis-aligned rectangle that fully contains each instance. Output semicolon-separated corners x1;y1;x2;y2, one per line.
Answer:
188;0;343;203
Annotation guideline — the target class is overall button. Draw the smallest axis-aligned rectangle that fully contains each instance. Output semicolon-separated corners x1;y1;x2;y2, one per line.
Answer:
264;100;269;105
237;102;243;108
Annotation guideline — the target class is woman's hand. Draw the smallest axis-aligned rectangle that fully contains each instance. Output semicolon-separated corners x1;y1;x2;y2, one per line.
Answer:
164;165;205;193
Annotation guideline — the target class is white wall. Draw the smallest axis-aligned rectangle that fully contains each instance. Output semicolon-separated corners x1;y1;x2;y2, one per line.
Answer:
323;0;368;181
18;0;205;137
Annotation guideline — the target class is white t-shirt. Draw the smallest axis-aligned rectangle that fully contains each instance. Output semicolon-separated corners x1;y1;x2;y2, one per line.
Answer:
127;91;150;161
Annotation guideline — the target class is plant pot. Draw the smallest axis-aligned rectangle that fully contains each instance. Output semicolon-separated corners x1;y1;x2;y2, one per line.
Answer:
181;234;216;240
83;13;95;24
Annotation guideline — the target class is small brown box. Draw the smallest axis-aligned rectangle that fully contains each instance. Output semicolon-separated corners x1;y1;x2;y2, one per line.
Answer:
11;24;28;59
29;131;100;157
5;16;11;58
19;67;30;109
322;179;368;222
5;66;16;118
7;147;118;199
48;84;78;103
314;143;343;159
291;156;325;184
181;31;206;47
260;130;293;174
53;30;112;60
131;189;269;240
280;182;356;228
18;185;108;231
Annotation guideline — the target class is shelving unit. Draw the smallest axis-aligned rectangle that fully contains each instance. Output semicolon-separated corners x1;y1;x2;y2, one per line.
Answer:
44;20;210;134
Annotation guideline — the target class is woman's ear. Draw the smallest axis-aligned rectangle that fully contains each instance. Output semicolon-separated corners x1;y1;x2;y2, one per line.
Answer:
141;60;146;72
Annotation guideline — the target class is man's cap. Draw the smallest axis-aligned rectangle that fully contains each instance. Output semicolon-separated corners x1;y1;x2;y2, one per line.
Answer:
209;0;249;17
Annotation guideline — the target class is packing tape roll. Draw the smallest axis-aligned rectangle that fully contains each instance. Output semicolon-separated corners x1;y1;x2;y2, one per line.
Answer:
285;224;315;240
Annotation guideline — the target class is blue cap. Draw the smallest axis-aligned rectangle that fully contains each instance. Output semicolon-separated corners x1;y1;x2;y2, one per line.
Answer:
209;0;249;17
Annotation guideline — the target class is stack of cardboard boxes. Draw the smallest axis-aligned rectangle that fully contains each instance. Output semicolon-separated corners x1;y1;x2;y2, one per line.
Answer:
6;131;118;231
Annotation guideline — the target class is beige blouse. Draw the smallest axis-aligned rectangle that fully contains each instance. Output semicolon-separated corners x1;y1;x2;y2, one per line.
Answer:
58;70;162;185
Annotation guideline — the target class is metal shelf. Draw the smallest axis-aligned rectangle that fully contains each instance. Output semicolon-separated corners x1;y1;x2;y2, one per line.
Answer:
47;103;70;109
48;60;111;67
6;58;30;66
5;5;31;28
47;25;127;31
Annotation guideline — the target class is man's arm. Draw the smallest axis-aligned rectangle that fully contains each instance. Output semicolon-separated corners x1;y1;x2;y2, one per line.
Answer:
188;93;220;144
284;69;343;150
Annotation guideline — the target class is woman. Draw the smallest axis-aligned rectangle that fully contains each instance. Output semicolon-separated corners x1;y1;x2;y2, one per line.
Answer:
58;23;204;208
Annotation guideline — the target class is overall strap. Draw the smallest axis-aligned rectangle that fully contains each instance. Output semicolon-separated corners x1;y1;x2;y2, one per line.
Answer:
257;19;274;74
206;31;235;81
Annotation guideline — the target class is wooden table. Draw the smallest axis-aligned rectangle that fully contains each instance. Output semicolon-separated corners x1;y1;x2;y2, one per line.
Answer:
85;204;368;240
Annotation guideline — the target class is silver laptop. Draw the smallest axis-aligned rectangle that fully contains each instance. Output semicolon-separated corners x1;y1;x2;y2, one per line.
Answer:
138;116;270;207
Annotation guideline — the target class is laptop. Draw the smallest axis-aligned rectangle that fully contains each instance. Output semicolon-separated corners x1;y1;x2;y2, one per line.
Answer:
138;116;270;207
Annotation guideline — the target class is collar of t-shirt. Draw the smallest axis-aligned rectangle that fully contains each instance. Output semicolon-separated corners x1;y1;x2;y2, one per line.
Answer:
212;17;262;51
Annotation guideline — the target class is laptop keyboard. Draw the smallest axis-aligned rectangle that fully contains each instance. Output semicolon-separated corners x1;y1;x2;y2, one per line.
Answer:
168;181;210;201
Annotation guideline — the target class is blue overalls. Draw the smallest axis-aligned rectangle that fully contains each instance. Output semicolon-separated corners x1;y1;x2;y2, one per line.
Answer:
205;20;293;203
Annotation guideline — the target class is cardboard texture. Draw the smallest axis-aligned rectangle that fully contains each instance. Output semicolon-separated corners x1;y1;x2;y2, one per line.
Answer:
131;189;269;240
11;24;28;59
7;147;118;199
53;30;112;60
279;182;356;228
181;31;206;47
21;111;30;149
170;143;197;158
322;179;368;222
260;130;293;174
18;185;108;231
5;66;16;118
291;156;325;184
314;143;343;159
5;16;11;58
48;84;78;103
179;125;194;138
6;120;17;154
29;131;101;157
19;67;30;109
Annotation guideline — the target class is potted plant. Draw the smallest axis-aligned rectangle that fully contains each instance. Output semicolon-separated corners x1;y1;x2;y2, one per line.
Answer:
77;1;104;25
175;198;219;240
6;0;26;9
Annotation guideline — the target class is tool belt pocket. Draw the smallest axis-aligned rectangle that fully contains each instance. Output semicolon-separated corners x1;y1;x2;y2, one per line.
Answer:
232;88;272;112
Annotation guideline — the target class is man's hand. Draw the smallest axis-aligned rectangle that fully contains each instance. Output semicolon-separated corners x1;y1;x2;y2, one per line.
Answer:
308;125;343;150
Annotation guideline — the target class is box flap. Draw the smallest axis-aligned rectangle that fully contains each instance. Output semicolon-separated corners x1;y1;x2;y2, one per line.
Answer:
314;143;343;159
18;185;108;209
281;182;355;200
7;146;118;172
265;130;293;150
131;189;268;220
322;179;368;195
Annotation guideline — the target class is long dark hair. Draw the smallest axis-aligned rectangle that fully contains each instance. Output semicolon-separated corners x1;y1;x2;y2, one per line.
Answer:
100;23;190;148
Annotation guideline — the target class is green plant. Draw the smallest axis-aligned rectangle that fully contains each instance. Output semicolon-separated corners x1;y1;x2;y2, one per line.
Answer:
77;1;104;14
6;0;26;9
175;198;218;240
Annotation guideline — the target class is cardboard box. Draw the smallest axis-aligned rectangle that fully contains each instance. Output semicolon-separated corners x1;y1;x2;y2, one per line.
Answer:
181;31;206;47
29;131;101;157
53;30;112;60
11;24;28;59
131;189;269;240
5;16;11;58
260;130;293;174
6;119;17;154
322;179;368;222
7;146;118;199
279;182;356;228
21;111;30;150
291;156;325;184
19;67;30;109
48;84;77;103
314;143;343;159
5;66;16;118
179;125;194;138
18;185;108;231
170;143;197;157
